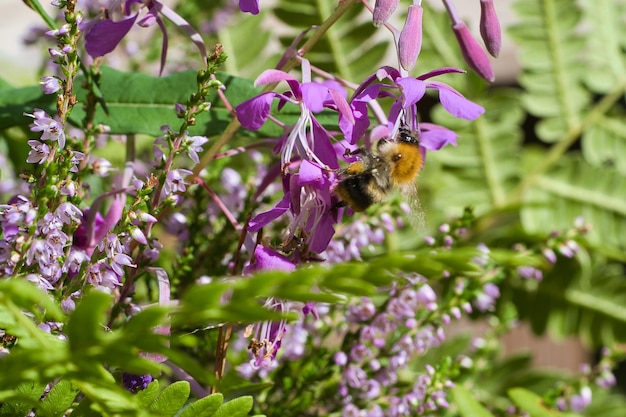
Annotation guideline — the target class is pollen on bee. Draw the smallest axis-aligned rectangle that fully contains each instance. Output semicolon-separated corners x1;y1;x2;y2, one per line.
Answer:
345;161;366;175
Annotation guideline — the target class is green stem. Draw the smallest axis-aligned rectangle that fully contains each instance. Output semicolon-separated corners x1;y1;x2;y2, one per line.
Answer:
23;0;57;30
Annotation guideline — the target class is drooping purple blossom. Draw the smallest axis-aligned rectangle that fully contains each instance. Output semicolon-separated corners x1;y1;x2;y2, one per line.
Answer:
84;0;207;74
479;0;502;57
372;0;399;27
398;5;423;71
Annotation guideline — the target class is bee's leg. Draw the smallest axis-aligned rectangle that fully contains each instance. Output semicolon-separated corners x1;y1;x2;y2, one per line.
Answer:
344;147;365;157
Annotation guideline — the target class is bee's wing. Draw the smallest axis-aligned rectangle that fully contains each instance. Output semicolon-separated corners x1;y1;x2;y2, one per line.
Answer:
403;182;426;231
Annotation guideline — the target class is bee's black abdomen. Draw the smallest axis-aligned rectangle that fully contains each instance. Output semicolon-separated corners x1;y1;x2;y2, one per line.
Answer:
336;174;376;212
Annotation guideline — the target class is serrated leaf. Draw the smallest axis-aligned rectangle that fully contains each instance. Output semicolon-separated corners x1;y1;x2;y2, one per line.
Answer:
521;157;626;252
451;386;495;417
212;396;253;417
178;393;223;417
582;115;626;175
429;89;523;218
0;382;46;416
511;257;626;347
509;0;590;143
136;380;160;409
38;379;79;417
147;381;190;416
578;0;626;94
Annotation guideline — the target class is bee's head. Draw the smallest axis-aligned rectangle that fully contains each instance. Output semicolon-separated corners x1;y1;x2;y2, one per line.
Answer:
397;126;420;146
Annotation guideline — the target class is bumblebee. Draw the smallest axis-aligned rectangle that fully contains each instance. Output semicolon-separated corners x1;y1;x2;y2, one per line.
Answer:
334;127;423;212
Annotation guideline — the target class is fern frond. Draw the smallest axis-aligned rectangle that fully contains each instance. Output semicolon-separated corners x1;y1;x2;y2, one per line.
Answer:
426;90;523;218
509;0;590;143
520;156;626;254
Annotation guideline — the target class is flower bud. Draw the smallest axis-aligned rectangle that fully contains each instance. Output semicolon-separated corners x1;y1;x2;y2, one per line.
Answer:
372;0;399;27
452;21;495;82
398;5;423;71
479;0;501;57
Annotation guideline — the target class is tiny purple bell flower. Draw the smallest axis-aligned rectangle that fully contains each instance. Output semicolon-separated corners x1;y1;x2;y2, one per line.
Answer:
452;21;495;82
398;5;423;71
372;0;399;27
479;0;501;57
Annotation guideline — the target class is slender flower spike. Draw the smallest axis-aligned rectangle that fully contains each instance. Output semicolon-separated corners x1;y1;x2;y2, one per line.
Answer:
479;0;501;57
452;21;495;82
398;5;424;71
372;0;399;27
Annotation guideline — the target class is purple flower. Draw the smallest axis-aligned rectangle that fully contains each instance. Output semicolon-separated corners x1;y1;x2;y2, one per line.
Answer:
244;245;295;274
84;0;206;75
474;282;500;312
39;76;62;94
122;373;154;393
236;61;353;170
24;109;66;149
161;169;192;199
185;135;209;164
569;386;592;412
238;0;260;14
352;66;484;150
26;140;50;164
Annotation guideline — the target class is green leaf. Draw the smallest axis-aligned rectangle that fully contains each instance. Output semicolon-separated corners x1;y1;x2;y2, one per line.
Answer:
508;388;583;417
71;67;259;137
0;86;56;130
581;115;626;175
178;393;223;417
0;382;46;416
65;291;112;354
37;379;79;417
511;258;626;347
0;279;63;322
520;156;626;253
451;386;495;417
147;381;190;416
578;0;626;94
0;67;262;138
218;14;275;78
428;89;524;219
509;0;590;142
136;380;160;409
212;396;253;417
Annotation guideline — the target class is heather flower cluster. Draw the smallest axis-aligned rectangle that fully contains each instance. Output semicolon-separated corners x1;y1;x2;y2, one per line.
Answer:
1;0;624;416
